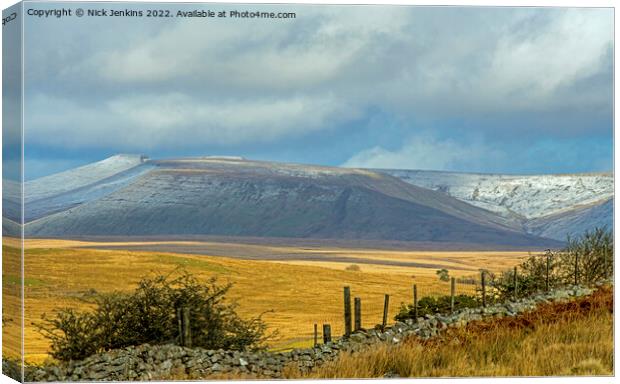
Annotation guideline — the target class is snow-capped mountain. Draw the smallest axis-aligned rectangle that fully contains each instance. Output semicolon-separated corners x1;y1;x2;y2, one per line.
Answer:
376;169;613;240
25;154;149;202
5;155;609;244
11;155;560;248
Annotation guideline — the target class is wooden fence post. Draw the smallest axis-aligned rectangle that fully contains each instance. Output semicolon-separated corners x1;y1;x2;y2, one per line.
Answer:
413;284;418;320
481;271;487;308
513;266;518;301
574;253;579;285
382;294;390;331
604;243;609;278
314;324;318;347
323;324;332;343
343;286;352;337
176;308;183;346
450;277;456;314
354;297;362;331
546;254;550;292
182;307;192;348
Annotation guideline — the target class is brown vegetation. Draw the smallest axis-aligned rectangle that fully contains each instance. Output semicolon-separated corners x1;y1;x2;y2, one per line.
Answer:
285;286;613;378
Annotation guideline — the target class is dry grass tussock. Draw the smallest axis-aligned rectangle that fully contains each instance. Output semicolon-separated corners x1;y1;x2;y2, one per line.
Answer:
284;285;613;378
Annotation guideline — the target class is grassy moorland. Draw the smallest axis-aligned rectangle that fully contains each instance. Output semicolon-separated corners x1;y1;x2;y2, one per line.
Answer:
2;241;22;362
283;285;613;378
3;239;530;363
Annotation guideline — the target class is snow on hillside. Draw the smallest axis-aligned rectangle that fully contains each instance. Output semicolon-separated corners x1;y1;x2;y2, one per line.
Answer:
3;179;21;203
378;169;613;221
25;163;155;222
17;155;612;243
525;198;613;241
2;179;21;223
25;154;147;202
155;158;380;179
25;159;558;247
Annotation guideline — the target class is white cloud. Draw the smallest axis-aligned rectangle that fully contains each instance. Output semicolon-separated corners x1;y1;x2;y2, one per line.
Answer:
99;7;409;93
342;134;501;171
484;9;612;109
377;9;613;118
26;92;360;149
109;92;360;145
24;6;613;152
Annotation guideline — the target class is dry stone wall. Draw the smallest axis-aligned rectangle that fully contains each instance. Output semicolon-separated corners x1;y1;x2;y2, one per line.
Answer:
19;284;600;382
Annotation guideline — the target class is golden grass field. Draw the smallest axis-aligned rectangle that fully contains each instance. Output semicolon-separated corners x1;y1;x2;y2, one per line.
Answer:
3;238;531;364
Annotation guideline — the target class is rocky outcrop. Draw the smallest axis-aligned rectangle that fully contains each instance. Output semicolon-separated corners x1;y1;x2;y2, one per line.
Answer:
19;284;602;382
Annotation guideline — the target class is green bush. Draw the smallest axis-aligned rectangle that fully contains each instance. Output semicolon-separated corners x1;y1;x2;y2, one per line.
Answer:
2;357;23;381
395;294;478;321
488;252;560;300
436;268;450;282
37;271;271;361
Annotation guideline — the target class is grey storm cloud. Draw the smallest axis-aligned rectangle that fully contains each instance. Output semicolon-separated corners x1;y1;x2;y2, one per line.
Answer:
23;5;613;157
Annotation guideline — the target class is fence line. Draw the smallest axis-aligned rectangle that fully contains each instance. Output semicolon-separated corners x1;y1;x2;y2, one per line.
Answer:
307;249;611;347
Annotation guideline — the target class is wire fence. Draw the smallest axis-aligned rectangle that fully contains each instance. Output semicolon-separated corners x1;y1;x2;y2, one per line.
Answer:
283;242;613;351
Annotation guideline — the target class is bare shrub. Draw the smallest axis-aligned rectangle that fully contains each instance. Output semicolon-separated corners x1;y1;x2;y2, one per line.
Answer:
37;270;271;361
493;227;613;301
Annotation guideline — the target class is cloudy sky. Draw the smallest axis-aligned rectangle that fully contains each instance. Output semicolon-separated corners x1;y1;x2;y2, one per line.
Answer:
20;3;613;179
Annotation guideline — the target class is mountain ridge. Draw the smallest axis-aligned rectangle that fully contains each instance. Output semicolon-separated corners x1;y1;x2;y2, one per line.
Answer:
9;155;610;244
14;155;560;247
375;168;612;240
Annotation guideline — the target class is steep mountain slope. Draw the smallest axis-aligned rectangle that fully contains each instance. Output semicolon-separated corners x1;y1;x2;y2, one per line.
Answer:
377;169;613;240
23;157;556;247
3;178;21;236
3;178;21;223
25;162;154;222
525;198;613;240
2;217;20;237
25;154;148;202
